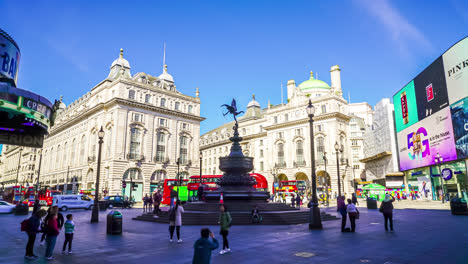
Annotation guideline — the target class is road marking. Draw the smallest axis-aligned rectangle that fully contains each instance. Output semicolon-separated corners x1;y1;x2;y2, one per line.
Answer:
295;252;316;258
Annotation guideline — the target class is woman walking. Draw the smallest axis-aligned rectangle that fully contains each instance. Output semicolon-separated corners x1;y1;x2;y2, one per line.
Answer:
169;199;184;242
380;194;395;231
218;205;232;254
346;199;358;232
44;214;60;260
337;196;347;232
24;209;47;259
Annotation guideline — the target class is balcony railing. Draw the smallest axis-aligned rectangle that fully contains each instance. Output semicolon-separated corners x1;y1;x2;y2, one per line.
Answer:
127;154;145;161
294;160;306;167
87;156;96;163
276;162;286;168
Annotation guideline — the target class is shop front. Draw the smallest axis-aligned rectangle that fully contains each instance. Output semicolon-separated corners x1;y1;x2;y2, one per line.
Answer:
430;160;467;201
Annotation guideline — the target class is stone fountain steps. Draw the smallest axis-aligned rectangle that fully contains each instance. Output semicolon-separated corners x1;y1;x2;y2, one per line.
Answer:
183;202;301;212
133;209;339;225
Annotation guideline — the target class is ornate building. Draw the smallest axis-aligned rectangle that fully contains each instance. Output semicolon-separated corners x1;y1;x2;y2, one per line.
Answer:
34;49;203;200
0;146;40;190
200;66;373;195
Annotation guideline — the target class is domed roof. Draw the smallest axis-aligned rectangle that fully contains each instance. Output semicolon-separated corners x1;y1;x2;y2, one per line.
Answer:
158;65;174;83
247;94;260;108
298;71;330;91
111;49;131;69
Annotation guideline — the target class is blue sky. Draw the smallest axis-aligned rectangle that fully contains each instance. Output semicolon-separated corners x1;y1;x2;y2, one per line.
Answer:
1;0;467;134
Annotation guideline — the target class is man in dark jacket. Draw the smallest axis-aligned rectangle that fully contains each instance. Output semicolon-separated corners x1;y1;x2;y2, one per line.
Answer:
25;209;47;259
197;185;204;201
193;228;219;264
295;195;301;208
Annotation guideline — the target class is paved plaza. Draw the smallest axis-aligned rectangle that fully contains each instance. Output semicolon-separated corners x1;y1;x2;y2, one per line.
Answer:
0;202;467;264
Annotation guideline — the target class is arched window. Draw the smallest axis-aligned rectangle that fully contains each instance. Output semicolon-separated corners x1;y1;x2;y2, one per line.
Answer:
106;127;112;158
129;128;141;159
175;102;180;111
56;145;61;168
160;98;166;107
70;139;76;165
188;105;193;113
90;134;96;158
145;94;151;103
321;105;327;113
124;168;142;180
49;148;53;171
179;172;189;180
317;137;325;160
156;132;166;162
296;140;304;166
152;170;166;181
179;135;188;165
63;142;68;167
80;135;86;164
277;143;285;167
128;90;135;100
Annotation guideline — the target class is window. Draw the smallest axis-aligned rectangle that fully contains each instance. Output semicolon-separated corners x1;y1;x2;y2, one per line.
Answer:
295;128;302;136
317;137;325;160
182;123;189;131
128;90;135;100
106;127;112;158
91;134;96;158
156;132;166;162
124;168;141;180
277;143;285;167
284;114;288;122
277;132;284;139
159;118;167;127
316;124;323;132
179;135;188;165
175;102;180;111
56;145;61;168
260;150;264;158
260;161;264;171
80;136;86;164
160;98;166;107
351;124;357;131
259;125;263;132
145;94;151;103
133;113;143;122
274;116;278;124
129;128;141;159
353;165;360;169
321;105;327;113
70;139;76;164
259;140;263;146
296;140;304;165
188;105;193;113
352;140;358;146
63;142;68;167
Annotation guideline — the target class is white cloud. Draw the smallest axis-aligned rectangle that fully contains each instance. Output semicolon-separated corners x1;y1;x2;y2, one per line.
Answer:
355;0;434;54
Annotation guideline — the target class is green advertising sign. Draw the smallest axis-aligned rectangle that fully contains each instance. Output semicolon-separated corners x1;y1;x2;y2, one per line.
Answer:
393;80;419;132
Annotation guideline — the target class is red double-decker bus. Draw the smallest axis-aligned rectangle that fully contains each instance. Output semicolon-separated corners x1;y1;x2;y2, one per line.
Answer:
158;179;189;205
187;173;269;195
273;180;307;197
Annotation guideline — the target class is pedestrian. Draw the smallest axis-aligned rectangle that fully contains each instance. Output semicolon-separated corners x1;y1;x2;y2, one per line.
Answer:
251;205;262;223
380;194;395;232
44;214;60;260
170;188;177;208
218;205;232;254
24;209;47;259
352;193;358;205
295;194;301;208
291;194;296;208
143;194;148;213
397;192;401;202
62;214;75;254
198;184;204;201
192;228;219;264
32;198;41;215
337;196;347;232
169;199;184;243
148;194;153;212
346;198;358;232
53;206;65;230
282;192;286;204
39;207;53;246
334;192;338;199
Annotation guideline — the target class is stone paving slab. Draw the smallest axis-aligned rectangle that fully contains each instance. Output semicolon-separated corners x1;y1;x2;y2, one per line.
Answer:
0;205;467;264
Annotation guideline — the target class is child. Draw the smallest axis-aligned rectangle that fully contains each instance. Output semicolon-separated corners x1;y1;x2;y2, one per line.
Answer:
192;228;219;264
62;214;75;254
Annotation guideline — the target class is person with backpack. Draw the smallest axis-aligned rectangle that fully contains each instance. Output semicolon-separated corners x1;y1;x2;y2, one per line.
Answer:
380;194;395;232
192;228;219;264
143;194;149;213
169;199;184;242
218;205;231;254
44;214;60;260
295;194;301;208
23;209;47;259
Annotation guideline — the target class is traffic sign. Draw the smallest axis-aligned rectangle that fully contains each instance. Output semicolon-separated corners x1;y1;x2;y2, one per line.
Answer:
122;181;127;188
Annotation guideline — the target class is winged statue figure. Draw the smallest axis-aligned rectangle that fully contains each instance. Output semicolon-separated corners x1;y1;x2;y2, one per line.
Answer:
221;99;244;123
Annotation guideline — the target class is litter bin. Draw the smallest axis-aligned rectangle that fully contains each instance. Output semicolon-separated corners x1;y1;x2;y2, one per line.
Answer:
366;197;378;209
450;198;468;215
99;201;108;211
107;211;123;234
14;203;29;215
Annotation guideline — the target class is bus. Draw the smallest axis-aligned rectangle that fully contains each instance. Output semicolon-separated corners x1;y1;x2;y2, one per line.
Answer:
187;173;269;199
273;180;307;198
158;179;189;205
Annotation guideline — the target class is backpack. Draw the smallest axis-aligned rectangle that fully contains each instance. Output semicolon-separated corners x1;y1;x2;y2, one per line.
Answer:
168;207;176;221
21;219;30;232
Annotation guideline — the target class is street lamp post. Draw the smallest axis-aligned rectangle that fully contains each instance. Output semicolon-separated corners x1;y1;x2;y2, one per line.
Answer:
323;151;329;207
435;152;445;203
199;152;203;185
34;149;43;208
176;157;181;198
14;147;23;201
91;127;104;223
335;142;344;197
306;99;322;229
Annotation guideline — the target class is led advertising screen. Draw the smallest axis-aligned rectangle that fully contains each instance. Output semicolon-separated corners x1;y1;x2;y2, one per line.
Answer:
443;37;468;104
397;107;457;171
413;56;449;120
0;29;21;87
393;81;419;133
451;97;468;159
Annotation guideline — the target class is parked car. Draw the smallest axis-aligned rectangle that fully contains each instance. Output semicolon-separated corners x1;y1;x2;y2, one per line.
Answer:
52;195;94;211
0;201;16;213
103;196;134;209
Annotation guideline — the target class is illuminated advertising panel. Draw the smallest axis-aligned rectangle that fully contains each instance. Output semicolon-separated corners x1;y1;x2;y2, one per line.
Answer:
393;81;419;132
443;37;468;104
0;29;20;87
450;97;468;159
413;56;449;120
397;107;457;171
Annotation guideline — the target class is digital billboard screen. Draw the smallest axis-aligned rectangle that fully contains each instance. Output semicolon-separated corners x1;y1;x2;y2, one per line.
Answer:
450;96;468;159
393;81;419;133
397;107;457;171
443;36;468;104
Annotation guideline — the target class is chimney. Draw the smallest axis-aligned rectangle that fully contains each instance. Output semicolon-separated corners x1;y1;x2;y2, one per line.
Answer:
330;65;341;91
287;79;296;100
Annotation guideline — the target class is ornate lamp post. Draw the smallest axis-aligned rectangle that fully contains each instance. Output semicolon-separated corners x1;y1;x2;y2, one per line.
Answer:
323;151;329;207
14;147;23;200
335;142;344;197
34;149;43;205
199;152;203;185
306;99;322;229
434;152;445;203
176;157;181;198
91;127;104;223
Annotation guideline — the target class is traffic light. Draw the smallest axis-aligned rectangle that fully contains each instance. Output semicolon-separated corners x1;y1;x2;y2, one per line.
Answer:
132;182;137;191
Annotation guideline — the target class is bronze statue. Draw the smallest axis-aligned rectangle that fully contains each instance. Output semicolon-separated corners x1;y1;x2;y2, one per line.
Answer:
221;99;244;125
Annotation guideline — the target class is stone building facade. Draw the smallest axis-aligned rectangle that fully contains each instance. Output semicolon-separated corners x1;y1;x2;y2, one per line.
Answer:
200;66;373;196
0;146;40;190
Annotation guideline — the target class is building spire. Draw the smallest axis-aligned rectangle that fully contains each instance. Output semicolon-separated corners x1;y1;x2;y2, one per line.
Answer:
310;71;314;79
252;94;255;100
120;48;123;58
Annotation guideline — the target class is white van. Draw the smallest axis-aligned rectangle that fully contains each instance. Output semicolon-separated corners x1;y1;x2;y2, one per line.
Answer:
52;195;94;211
